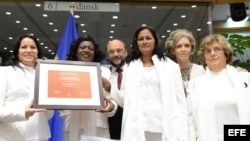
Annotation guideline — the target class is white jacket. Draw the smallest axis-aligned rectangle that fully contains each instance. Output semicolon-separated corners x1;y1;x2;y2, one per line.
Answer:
111;55;188;141
0;65;53;141
188;65;250;141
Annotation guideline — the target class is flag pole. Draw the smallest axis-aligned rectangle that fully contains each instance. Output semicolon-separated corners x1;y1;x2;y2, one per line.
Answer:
49;2;79;141
69;2;75;15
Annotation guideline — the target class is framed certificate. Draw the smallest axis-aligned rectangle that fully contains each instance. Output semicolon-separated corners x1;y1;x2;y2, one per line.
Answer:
33;59;104;109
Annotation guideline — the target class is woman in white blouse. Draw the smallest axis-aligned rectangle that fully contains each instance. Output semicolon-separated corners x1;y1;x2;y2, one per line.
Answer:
107;26;188;141
165;29;205;141
64;35;111;141
188;34;250;141
0;34;53;141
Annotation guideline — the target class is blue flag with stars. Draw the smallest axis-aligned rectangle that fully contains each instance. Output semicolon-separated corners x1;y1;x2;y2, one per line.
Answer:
48;12;78;141
54;13;78;60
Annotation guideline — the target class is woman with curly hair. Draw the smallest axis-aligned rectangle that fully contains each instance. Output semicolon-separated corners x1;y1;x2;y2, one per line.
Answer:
63;35;111;141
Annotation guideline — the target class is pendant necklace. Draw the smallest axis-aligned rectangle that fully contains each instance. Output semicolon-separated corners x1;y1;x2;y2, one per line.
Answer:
181;63;192;96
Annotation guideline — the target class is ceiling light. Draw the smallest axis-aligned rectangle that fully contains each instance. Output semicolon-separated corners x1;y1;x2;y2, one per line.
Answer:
23;27;28;30
35;4;41;7
80;24;85;26
181;15;186;18
110;30;114;33
51;52;55;55
48;22;53;25
44;46;48;49
167;30;171;32
152;6;157;9
10;50;13;53
109;36;113;39
112;16;118;19
142;24;147;26
74;15;80;18
5;12;11;15
82;30;86;33
9;37;13;40
4;47;7;50
207;21;212;24
53;29;58;32
111;24;115;27
40;42;44;45
43;14;48;17
48;50;51;52
16;20;21;23
161;35;166;38
173;23;178;26
197;28;201;31
191;5;197;8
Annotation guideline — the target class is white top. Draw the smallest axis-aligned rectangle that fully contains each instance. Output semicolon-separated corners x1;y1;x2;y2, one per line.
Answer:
109;65;126;94
188;65;250;141
109;65;127;108
63;66;111;140
0;64;53;141
190;64;205;80
210;69;239;141
141;66;162;133
185;63;205;141
111;55;188;141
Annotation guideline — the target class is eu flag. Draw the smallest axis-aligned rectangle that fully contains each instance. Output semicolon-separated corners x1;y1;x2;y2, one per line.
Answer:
49;13;78;141
54;13;78;60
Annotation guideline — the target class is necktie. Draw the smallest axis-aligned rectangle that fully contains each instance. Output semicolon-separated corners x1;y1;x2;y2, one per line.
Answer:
116;68;123;90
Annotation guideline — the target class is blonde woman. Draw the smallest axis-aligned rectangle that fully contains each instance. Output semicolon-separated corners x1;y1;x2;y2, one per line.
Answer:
188;34;250;141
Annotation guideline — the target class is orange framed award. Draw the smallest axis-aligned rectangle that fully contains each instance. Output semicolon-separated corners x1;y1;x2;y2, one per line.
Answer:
33;59;104;109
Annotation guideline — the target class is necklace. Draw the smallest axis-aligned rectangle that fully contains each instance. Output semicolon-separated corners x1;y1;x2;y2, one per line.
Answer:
181;63;192;95
181;64;192;81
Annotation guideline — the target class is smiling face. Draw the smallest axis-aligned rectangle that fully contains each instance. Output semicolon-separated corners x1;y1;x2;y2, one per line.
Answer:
107;39;127;68
18;37;38;67
172;37;192;64
137;29;155;56
76;41;95;62
204;41;227;72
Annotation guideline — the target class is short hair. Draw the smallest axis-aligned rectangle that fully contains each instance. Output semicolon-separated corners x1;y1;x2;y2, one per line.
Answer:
198;34;234;68
106;39;127;52
165;29;196;61
67;35;105;62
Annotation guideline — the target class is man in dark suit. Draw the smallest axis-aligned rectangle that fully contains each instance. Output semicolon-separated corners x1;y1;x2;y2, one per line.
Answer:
106;39;128;140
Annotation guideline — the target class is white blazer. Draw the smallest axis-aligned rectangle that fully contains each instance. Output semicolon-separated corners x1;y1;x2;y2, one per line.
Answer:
111;55;188;141
188;65;250;141
0;65;53;141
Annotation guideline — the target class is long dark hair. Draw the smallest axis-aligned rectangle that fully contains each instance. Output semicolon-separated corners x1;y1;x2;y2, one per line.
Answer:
4;34;43;67
129;26;166;63
66;35;105;62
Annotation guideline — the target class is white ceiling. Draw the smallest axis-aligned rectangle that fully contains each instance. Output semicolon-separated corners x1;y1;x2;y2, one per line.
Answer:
0;0;249;60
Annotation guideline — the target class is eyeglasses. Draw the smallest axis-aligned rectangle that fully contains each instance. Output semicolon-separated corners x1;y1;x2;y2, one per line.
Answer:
204;47;223;55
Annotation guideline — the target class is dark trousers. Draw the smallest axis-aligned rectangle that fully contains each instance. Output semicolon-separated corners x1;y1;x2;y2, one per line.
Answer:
108;106;123;140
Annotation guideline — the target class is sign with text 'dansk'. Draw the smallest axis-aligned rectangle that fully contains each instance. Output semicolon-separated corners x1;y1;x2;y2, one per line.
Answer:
44;1;120;12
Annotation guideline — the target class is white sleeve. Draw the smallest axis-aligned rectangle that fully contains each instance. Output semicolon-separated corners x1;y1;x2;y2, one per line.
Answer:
104;100;118;117
0;68;26;123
